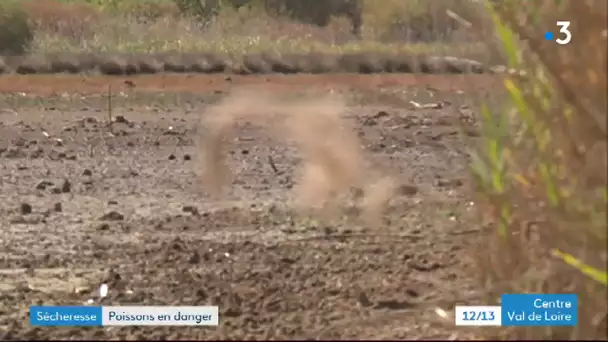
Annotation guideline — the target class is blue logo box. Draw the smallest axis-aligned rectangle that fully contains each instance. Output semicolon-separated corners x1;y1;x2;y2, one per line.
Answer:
501;294;578;326
30;306;102;327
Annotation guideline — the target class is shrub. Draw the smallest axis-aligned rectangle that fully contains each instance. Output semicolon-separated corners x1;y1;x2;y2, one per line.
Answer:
20;0;99;42
115;1;180;21
362;0;465;42
73;0;180;21
266;0;362;28
172;0;244;22
171;0;470;42
0;1;34;55
471;0;607;339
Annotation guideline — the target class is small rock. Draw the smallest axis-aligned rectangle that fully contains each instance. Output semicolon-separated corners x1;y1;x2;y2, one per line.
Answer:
188;251;201;264
100;211;124;221
357;291;373;307
20;203;32;215
323;226;336;235
373;110;390;118
82;169;92;176
36;180;54;190
97;223;110;231
114;115;128;123
183;154;191;161
61;179;71;193
163;129;180;136
53;202;62;212
108;200;118;205
405;288;420;298
51;187;62;194
74;286;91;294
182;205;199;215
430;132;444;141
437;179;463;188
168;154;176;160
397;184;418;196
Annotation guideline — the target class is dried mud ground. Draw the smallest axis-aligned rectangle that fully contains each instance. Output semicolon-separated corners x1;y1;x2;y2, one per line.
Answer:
0;74;496;340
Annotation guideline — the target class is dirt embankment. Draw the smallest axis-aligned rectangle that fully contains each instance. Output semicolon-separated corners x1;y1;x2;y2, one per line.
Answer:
0;52;503;75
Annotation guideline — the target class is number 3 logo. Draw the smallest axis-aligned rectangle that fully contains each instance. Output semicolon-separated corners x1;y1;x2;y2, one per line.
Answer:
556;21;572;45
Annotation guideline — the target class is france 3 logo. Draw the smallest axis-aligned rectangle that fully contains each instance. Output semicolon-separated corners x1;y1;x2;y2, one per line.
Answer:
544;21;572;45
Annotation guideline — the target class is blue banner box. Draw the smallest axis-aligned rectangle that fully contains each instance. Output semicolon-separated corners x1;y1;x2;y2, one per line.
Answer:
501;294;578;326
30;306;102;327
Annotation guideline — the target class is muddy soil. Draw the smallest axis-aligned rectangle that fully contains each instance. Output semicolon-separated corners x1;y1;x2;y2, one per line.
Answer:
0;75;488;340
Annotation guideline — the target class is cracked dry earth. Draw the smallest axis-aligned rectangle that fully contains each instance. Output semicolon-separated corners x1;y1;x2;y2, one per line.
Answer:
0;75;490;340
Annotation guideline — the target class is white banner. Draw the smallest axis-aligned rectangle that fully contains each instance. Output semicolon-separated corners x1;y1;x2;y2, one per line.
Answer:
102;306;219;326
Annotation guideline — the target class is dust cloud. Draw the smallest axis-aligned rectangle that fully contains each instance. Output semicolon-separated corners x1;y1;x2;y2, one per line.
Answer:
197;87;396;223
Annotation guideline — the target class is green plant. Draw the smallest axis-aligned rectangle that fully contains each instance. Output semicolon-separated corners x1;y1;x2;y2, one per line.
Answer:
273;0;363;36
172;0;365;36
471;0;607;339
362;0;462;42
0;1;34;55
172;0;253;22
